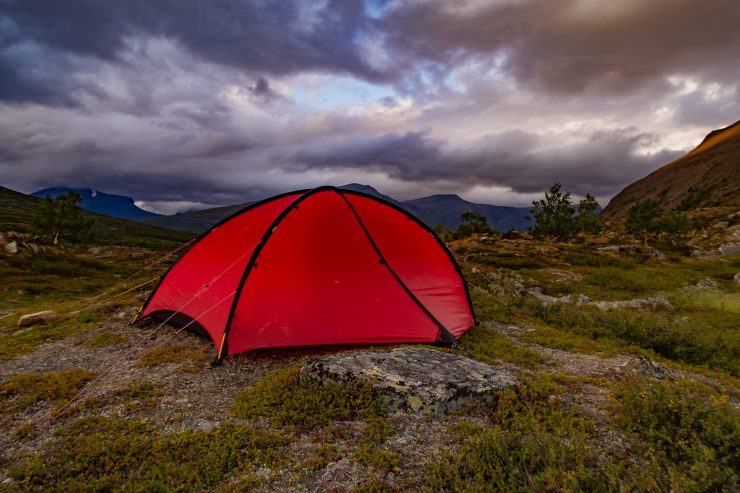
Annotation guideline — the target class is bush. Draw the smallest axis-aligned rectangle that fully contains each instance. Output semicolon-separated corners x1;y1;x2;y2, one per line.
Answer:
9;417;288;491
614;378;739;492
230;365;384;430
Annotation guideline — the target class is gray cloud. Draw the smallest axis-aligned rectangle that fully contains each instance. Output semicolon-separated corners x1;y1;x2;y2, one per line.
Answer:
381;0;740;95
290;128;682;197
0;0;391;106
0;0;734;211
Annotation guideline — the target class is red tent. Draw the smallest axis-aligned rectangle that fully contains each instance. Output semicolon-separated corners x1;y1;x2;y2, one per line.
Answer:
138;186;475;362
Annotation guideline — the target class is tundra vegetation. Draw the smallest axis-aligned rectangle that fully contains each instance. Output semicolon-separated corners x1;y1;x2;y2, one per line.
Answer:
0;195;737;491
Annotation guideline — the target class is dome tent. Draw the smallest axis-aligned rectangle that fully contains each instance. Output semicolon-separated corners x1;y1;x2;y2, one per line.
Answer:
137;186;475;363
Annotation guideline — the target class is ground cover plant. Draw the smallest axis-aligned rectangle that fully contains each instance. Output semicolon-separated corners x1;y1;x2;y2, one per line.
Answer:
0;206;737;491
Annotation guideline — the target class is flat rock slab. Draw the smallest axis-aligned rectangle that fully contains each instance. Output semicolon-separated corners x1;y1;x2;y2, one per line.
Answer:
301;347;519;416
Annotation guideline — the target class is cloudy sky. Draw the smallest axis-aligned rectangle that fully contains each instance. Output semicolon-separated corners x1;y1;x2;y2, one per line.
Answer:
1;0;738;213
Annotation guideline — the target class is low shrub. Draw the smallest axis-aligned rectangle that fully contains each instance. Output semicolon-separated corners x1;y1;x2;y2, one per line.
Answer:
9;417;288;491
230;365;384;431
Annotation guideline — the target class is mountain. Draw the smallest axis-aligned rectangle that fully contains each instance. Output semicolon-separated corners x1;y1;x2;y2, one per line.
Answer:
338;183;403;206
404;194;532;231
603;120;740;219
143;203;253;234
0;186;192;249
144;184;532;234
32;187;160;221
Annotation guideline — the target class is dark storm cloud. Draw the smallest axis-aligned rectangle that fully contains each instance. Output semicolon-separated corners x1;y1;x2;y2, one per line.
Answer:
0;0;733;210
291;128;682;197
381;0;740;94
0;0;390;105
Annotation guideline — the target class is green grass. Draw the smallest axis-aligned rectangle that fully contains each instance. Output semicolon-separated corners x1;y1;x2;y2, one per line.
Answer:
8;417;288;491
84;331;129;348
0;305;114;360
230;365;384;431
459;324;548;369
518;324;624;356
519;299;739;375
0;369;96;414
135;343;207;369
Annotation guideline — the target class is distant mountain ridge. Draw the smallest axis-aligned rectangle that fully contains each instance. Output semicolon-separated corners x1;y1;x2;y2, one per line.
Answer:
603;120;740;219
143;184;532;234
32;187;160;221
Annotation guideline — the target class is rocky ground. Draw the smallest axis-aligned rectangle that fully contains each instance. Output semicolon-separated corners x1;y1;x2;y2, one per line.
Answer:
0;210;738;491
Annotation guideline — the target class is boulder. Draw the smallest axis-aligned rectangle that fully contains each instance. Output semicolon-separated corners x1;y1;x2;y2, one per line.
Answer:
696;278;718;289
302;347;519;416
3;241;18;254
17;310;58;328
22;242;40;253
719;243;740;256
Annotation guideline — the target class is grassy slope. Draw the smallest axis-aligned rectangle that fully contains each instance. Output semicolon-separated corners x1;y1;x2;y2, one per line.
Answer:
603;120;740;219
0;208;738;491
0;185;193;250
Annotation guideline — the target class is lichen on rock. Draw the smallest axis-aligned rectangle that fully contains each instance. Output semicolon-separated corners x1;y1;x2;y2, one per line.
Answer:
301;347;519;416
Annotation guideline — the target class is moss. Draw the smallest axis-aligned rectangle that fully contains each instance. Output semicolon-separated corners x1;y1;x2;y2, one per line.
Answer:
230;365;384;431
0;368;96;413
135;344;207;369
84;331;128;348
8;416;287;491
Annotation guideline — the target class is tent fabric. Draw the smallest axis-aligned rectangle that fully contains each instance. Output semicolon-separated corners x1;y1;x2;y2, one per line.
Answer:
139;186;475;361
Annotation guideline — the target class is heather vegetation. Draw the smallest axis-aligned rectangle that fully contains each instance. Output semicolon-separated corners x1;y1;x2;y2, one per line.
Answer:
0;192;738;491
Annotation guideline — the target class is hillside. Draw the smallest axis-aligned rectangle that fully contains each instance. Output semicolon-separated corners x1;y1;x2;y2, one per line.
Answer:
0;186;38;231
32;187;160;221
604;120;740;219
1;186;192;250
145;185;532;234
404;194;531;232
143;203;252;234
0;218;737;491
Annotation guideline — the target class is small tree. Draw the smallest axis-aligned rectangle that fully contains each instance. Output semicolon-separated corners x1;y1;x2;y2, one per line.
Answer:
654;210;691;246
32;192;93;245
528;182;576;241
576;194;604;234
453;211;494;239
625;199;662;244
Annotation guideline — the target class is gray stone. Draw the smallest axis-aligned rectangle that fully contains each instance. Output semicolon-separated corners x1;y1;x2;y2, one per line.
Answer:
634;356;676;380
734;273;740;284
719;243;740;256
590;295;673;311
696;278;718;289
23;242;40;253
17;310;58;328
182;418;220;432
3;241;18;254
302;347;518;416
